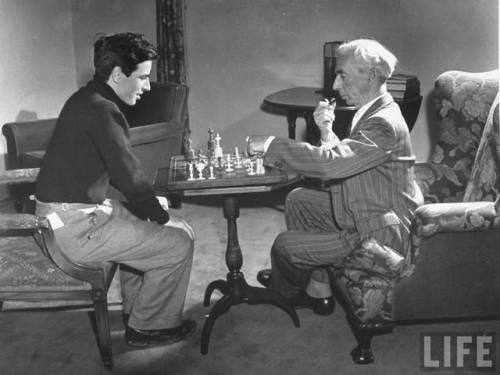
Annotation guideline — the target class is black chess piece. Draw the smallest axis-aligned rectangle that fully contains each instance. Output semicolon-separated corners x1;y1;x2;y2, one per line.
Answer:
207;128;216;160
183;131;195;161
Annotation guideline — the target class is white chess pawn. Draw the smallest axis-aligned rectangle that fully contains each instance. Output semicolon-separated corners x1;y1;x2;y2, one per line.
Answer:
187;163;195;180
208;165;216;179
234;147;243;168
225;153;234;172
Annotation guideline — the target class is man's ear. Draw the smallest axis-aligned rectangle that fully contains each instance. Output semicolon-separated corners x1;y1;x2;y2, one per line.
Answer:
368;67;378;83
110;66;123;83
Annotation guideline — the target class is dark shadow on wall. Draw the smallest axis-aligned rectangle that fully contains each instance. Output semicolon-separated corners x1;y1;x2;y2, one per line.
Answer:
15;110;39;122
424;88;439;160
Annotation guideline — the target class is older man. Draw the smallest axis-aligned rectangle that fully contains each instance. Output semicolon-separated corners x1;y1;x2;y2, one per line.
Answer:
248;39;423;315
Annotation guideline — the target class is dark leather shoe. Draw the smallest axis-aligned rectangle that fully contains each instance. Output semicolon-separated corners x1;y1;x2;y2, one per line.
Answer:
125;319;196;347
256;269;272;287
290;290;335;316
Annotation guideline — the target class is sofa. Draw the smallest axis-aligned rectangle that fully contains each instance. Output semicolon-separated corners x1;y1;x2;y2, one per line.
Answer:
327;70;500;364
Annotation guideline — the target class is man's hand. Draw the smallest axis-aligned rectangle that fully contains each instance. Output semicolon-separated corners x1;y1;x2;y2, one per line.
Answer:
246;135;271;156
164;214;196;241
313;99;336;132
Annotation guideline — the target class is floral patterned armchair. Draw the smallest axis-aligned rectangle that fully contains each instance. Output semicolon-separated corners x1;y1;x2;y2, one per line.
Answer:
328;70;500;364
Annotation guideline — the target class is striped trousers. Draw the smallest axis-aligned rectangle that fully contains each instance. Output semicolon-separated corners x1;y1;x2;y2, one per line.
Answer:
269;187;360;298
269;187;410;298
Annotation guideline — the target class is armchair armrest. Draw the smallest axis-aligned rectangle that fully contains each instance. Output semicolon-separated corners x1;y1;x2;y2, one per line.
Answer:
0;168;40;185
414;197;500;237
2;119;56;169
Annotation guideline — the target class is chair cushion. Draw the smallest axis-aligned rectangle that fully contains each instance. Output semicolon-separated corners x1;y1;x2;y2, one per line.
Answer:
0;236;90;291
330;238;407;322
346;238;405;277
332;267;394;322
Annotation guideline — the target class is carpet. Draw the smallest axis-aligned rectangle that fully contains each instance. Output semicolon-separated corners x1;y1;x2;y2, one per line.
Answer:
1;194;499;374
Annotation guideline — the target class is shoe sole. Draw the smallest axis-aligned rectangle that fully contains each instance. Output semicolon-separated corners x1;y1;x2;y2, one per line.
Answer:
125;321;197;348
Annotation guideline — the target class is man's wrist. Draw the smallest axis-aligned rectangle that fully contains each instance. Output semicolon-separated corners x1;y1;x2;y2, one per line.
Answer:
320;130;336;149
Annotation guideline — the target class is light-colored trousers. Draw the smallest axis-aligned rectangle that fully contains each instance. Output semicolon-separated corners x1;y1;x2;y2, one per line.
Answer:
35;199;193;330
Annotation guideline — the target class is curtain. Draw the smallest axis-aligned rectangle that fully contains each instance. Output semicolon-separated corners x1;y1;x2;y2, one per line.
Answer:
156;0;187;85
156;0;190;145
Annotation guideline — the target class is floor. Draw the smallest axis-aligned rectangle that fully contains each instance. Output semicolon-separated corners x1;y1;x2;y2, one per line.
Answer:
0;193;498;375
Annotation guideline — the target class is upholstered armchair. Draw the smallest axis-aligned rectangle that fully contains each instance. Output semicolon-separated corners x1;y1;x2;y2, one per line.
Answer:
328;70;500;364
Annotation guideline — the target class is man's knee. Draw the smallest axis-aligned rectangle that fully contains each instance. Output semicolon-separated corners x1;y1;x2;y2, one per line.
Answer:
271;232;292;261
285;187;307;210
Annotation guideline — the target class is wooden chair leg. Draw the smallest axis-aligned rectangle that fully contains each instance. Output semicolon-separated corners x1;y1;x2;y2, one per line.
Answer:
346;313;395;364
92;295;113;370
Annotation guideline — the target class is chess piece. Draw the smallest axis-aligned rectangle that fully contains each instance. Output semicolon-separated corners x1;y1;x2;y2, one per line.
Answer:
255;157;265;175
187;162;195;180
207;128;216;160
247;160;256;175
225;154;234;172
214;133;223;158
183;132;195;161
234;147;243;169
208;165;216;180
195;159;206;180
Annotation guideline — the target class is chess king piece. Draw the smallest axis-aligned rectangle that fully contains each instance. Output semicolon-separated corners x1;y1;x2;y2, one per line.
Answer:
183;131;195;161
214;133;223;158
207;128;216;160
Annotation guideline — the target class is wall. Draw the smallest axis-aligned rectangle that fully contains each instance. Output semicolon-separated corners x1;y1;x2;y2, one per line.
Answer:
70;0;156;87
0;0;497;174
0;0;76;157
185;0;498;160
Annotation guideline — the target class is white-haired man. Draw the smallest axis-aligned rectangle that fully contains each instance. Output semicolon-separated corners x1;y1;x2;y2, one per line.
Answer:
247;39;423;315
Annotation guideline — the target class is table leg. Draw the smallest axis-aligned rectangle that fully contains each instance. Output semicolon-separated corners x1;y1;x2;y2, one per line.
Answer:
286;110;298;140
201;195;300;355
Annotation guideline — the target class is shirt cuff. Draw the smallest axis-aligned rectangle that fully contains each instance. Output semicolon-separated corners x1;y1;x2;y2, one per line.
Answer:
319;132;336;149
263;136;276;153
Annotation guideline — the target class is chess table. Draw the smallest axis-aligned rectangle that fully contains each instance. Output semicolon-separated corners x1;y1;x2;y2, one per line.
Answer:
155;155;301;354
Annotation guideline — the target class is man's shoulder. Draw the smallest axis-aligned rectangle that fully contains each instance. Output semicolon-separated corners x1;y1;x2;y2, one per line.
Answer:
64;85;120;115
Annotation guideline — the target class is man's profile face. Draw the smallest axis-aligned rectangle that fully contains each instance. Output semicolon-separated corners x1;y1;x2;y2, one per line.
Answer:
332;56;371;107
114;60;152;106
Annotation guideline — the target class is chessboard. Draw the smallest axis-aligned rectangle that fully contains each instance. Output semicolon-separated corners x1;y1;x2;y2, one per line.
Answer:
162;155;291;192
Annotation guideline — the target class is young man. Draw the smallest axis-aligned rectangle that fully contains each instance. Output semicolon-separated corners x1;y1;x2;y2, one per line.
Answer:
35;32;196;347
247;39;423;315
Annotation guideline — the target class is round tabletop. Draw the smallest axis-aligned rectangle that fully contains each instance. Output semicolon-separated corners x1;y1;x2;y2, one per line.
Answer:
263;86;357;112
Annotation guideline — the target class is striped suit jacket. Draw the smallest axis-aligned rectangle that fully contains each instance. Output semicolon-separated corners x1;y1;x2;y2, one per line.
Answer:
264;93;423;252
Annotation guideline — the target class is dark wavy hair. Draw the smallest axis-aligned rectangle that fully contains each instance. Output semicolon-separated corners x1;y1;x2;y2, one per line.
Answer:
93;32;158;80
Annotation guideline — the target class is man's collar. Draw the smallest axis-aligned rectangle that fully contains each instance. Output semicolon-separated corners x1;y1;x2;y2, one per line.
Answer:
350;93;394;133
88;76;128;111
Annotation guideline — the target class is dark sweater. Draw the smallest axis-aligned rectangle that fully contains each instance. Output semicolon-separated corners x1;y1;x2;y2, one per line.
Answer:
35;78;169;224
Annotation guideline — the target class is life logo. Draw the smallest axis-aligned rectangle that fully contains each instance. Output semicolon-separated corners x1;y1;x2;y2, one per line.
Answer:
420;332;496;371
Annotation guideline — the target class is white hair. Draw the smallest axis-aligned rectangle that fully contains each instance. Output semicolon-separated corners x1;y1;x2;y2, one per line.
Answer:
336;39;398;82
